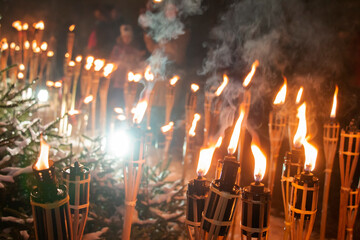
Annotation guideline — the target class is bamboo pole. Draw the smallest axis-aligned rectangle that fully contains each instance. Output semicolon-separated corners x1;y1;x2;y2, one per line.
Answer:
320;121;340;240
203;91;214;147
345;188;360;240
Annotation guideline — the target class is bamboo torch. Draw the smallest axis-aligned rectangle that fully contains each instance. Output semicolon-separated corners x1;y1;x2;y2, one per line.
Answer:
90;59;105;136
0;40;9;87
241;143;271;239
81;56;94;98
45;51;54;82
122;100;148;240
345;185;360;240
99;63;116;132
337;121;360;240
31;137;73;240
268;78;287;193
38;42;48;84
23;41;30;78
125;72;141;119
67;25;75;63
70;55;83;111
160;121;174;169
165;75;179;124
320;86;340;240
34;21;45;45
144;65;155;130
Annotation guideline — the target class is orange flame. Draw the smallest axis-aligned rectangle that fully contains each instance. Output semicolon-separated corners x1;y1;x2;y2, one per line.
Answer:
128;72;142;82
296;87;304;104
34;47;41;53
68;109;80;116
228;107;245;155
17;72;24;79
215;136;223;148
15;45;20;51
169;76;180;86
12;21;22;31
22;23;29;30
34;21;45;30
251;143;267;182
69;24;75;32
47;51;54;57
103;63;115;77
10;42;16;49
189;113;201;137
191;84;199;93
215;74;229;96
19;64;25;71
40;42;48;51
85;56;94;70
1;42;8;51
273;77;287;105
293;103;307;148
114;107;124;114
68;61;75;67
197;147;215;177
303;139;318;172
46;81;54;87
34;137;50;170
75;55;82;63
54;81;62;88
84;95;94;104
161;122;174;133
144;66;154;81
24;41;30;50
94;59;105;71
243;60;259;87
133;100;148;124
330;85;338;119
31;40;37;51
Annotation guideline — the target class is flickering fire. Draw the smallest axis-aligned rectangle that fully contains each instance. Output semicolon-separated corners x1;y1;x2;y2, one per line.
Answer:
94;59;105;71
10;42;15;49
31;40;37;51
54;81;62;88
34;47;41;53
296;87;304;104
273;77;287;105
75;55;82;63
15;45;20;51
293;103;307;148
251;143;267;182
64;52;70;58
34;21;45;30
19;64;25;71
189;113;201;137
161;122;174;133
128;72;142;82
243;60;259;87
68;61;75;67
197;147;215;177
114;107;124;114
85;56;94;70
40;42;48;51
69;24;75;32
191;83;199;93
144;66;154;81
17;72;24;79
215;74;229;96
303;138;318;172
215;136;223;148
68;109;80;116
34;137;50;171
46;81;54;87
103;63;115;77
22;23;29;30
84;95;94;104
228;107;245;155
47;51;54;57
12;21;22;31
24;41;30;49
117;115;126;121
133;100;148;124
1;42;8;51
169;75;179;86
330;85;338;119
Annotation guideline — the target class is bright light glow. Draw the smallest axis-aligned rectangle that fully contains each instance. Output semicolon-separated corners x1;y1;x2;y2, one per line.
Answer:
330;85;338;119
117;115;126;121
68;109;80;116
22;23;29;30
17;72;24;79
144;66;154;81
85;56;94;70
128;72;142;82
251;143;267;182
54;81;62;88
228;107;245;154
114;107;124;114
24;41;30;49
94;59;105;71
133;100;148;124
273;77;287;105
303;139;318;172
161;122;174;133
34;21;45;30
169;76;180;86
12;21;22;31
189;113;201;137
1;42;8;51
84;95;94;104
215;136;223;148
10;42;16;49
15;45;20;51
108;130;131;157
22;88;32;100
37;89;49;103
34;47;41;53
296;87;304;104
34;137;50;170
215;74;229;96
69;24;75;32
65;52;70;58
46;81;54;87
40;42;48;51
103;63;115;77
197;147;216;177
19;64;25;71
243;60;259;87
47;51;54;57
191;84;199;93
75;55;82;63
68;61;75;67
293;103;307;148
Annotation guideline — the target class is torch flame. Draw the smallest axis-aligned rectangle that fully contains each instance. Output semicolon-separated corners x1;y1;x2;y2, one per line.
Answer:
19;64;25;71
1;42;8;51
24;41;30;49
15;45;20;51
12;21;22;31
54;81;62;88
32;40;37;51
215;74;229;96
128;72;142;82
104;63;115;77
85;56;94;70
189;113;201;137
228;107;245;155
40;42;48;51
75;55;82;63
330;85;338;119
293;103;307;148
68;109;80;116
303;138;317;172
251;143;267;182
144;66;154;81
133;100;148;124
197;147;215;177
46;81;54;87
69;24;75;32
191;84;199;93
94;59;105;71
215;136;223;148
47;51;54;57
243;60;259;87
17;72;24;79
114;108;124;114
22;23;29;30
296;87;304;104
84;95;94;104
34;21;45;30
10;42;16;49
34;137;50;170
169;76;179;86
161;122;174;133
68;61;75;67
34;47;41;53
273;77;287;105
